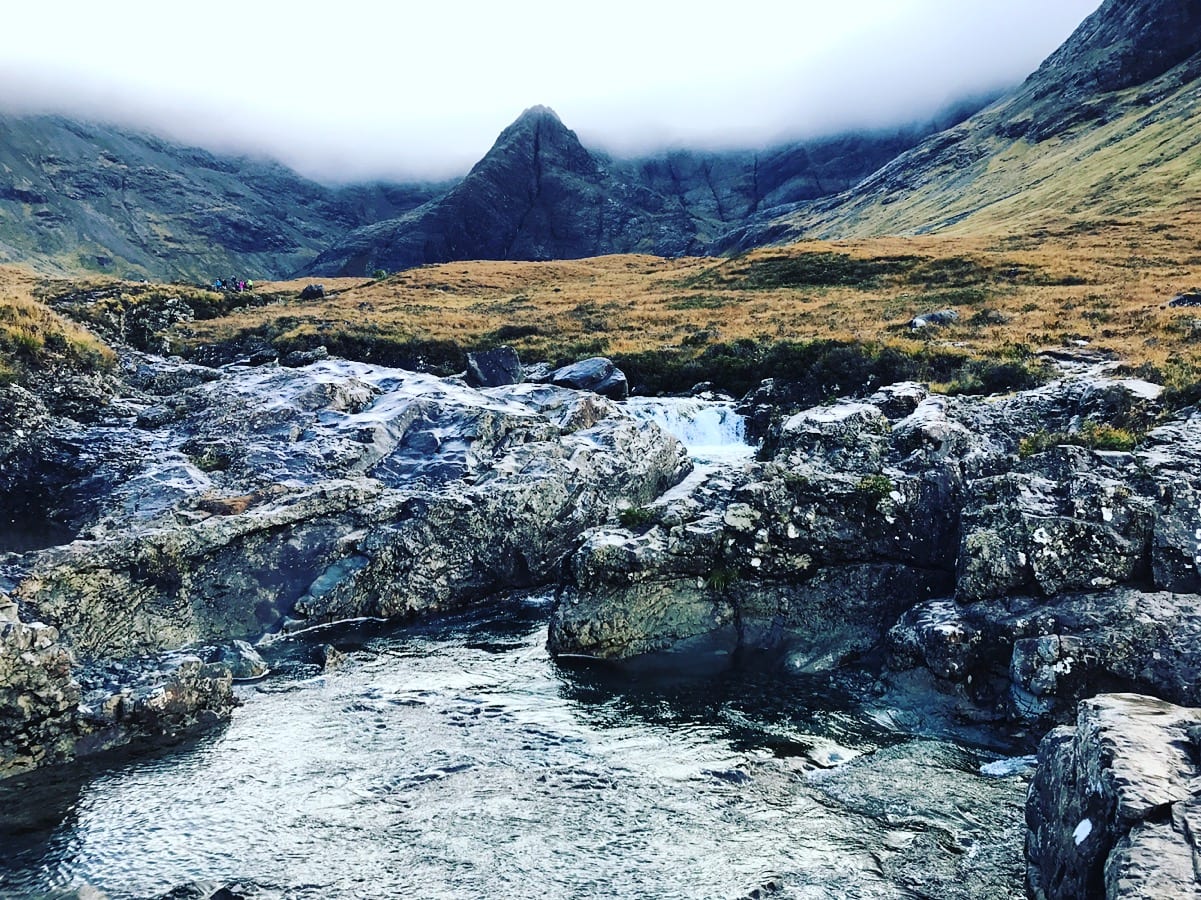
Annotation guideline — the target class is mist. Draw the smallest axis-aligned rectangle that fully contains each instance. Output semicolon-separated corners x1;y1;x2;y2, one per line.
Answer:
0;0;1103;183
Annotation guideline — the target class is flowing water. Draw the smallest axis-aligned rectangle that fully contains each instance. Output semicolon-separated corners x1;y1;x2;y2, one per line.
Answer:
0;400;1033;898
0;599;1032;900
623;397;753;464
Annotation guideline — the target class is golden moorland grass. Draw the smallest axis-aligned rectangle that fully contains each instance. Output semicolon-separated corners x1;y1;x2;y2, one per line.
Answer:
7;213;1201;393
0;267;115;380
175;214;1201;385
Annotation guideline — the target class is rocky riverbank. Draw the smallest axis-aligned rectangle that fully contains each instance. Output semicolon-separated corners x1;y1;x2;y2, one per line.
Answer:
0;349;688;779
2;342;1201;895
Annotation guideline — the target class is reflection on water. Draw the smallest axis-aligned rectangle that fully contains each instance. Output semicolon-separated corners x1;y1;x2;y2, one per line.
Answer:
0;596;1030;899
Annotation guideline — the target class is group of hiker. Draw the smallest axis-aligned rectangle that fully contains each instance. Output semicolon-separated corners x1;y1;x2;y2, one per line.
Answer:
211;277;254;292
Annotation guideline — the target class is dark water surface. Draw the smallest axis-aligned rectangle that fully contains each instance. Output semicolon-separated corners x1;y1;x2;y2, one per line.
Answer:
0;596;1032;899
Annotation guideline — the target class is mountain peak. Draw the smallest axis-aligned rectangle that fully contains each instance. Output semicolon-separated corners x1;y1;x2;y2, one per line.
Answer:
1031;0;1201;96
514;104;562;126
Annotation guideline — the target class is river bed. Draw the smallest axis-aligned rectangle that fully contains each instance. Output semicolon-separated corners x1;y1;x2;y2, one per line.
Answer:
0;596;1033;900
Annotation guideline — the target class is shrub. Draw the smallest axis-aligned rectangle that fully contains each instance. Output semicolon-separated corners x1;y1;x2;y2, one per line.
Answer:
617;505;656;529
1018;420;1140;458
856;474;895;501
705;566;739;592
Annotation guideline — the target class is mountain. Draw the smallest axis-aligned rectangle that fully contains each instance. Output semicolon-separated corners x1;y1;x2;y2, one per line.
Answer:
0;113;447;280
723;0;1201;245
302;106;699;276
302;105;980;277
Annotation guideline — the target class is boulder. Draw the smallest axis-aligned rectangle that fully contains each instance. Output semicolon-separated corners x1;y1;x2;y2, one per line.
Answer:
465;345;523;388
281;346;330;368
908;309;959;329
890;589;1201;724
299;284;325;301
956;447;1156;603
74;653;236;760
0;619;78;779
1026;694;1201;899
549;357;629;400
205;640;269;680
1168;292;1201;307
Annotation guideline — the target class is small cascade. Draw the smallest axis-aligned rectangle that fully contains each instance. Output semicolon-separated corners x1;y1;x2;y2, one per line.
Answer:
624;397;754;462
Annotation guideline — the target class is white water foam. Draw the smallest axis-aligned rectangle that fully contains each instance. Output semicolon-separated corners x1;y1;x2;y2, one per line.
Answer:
623;397;754;463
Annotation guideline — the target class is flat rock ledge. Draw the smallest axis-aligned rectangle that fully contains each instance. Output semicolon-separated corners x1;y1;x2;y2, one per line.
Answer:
1027;693;1201;899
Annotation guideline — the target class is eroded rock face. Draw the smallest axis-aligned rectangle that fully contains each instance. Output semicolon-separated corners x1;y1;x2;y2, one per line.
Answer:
0;351;690;778
549;372;1200;715
6;353;688;663
0;612;78;779
1026;693;1201;900
889;589;1201;724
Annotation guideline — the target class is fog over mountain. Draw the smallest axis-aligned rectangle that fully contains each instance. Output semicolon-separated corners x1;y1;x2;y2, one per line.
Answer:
0;0;1100;182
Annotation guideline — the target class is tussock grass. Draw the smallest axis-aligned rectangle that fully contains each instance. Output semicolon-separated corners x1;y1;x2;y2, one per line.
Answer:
7;213;1199;400
0;267;115;381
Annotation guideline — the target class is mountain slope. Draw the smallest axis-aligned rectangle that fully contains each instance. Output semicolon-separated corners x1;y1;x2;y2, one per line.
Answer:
0;113;446;280
724;0;1201;244
303;106;703;276
303;103;984;277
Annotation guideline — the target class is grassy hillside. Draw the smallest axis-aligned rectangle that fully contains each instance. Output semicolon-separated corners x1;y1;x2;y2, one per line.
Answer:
110;215;1201;397
0;267;114;383
727;2;1201;245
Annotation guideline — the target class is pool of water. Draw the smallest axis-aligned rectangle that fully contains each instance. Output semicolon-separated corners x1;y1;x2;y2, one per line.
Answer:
0;597;1032;899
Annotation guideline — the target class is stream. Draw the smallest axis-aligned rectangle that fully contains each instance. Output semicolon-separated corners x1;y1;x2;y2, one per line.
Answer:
0;397;1034;899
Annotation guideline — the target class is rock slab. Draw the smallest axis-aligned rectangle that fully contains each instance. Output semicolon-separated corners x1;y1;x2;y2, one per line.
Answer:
1026;693;1201;899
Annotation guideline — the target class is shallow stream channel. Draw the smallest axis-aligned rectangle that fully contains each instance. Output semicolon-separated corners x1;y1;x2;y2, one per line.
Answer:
0;398;1037;899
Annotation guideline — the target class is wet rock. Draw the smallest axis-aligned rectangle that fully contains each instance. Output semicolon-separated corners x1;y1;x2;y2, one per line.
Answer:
1026;693;1201;899
0;618;79;779
281;346;330;368
549;357;629;400
205;640;268;680
74;654;236;758
125;357;222;395
465;345;523;388
8;356;687;664
896;589;1201;724
317;643;346;671
153;881;249;899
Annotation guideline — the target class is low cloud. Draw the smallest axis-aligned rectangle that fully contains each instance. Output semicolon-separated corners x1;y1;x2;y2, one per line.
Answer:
0;1;1102;183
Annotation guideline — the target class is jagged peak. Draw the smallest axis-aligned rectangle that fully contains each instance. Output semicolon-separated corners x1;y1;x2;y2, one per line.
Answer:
1028;0;1201;96
513;104;563;126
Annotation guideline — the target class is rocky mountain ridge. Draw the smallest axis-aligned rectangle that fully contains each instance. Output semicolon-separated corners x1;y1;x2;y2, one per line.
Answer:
727;0;1201;244
0;112;449;281
302;103;980;276
0;101;984;281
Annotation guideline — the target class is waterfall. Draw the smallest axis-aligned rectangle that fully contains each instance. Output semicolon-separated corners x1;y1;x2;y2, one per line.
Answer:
624;397;753;462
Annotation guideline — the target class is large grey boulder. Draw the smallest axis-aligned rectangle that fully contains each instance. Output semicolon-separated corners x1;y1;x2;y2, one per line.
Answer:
1026;694;1201;899
549;357;629;400
465;345;523;388
889;589;1201;724
956;446;1156;602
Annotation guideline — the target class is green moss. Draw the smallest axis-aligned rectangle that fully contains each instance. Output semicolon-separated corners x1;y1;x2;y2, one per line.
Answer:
855;474;895;501
1018;420;1140;458
617;505;656;529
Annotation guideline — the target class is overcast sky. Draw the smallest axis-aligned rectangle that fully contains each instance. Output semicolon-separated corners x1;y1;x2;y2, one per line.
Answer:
0;0;1103;183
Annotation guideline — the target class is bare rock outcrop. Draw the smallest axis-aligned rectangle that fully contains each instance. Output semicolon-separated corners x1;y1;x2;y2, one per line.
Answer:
1026;693;1201;899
